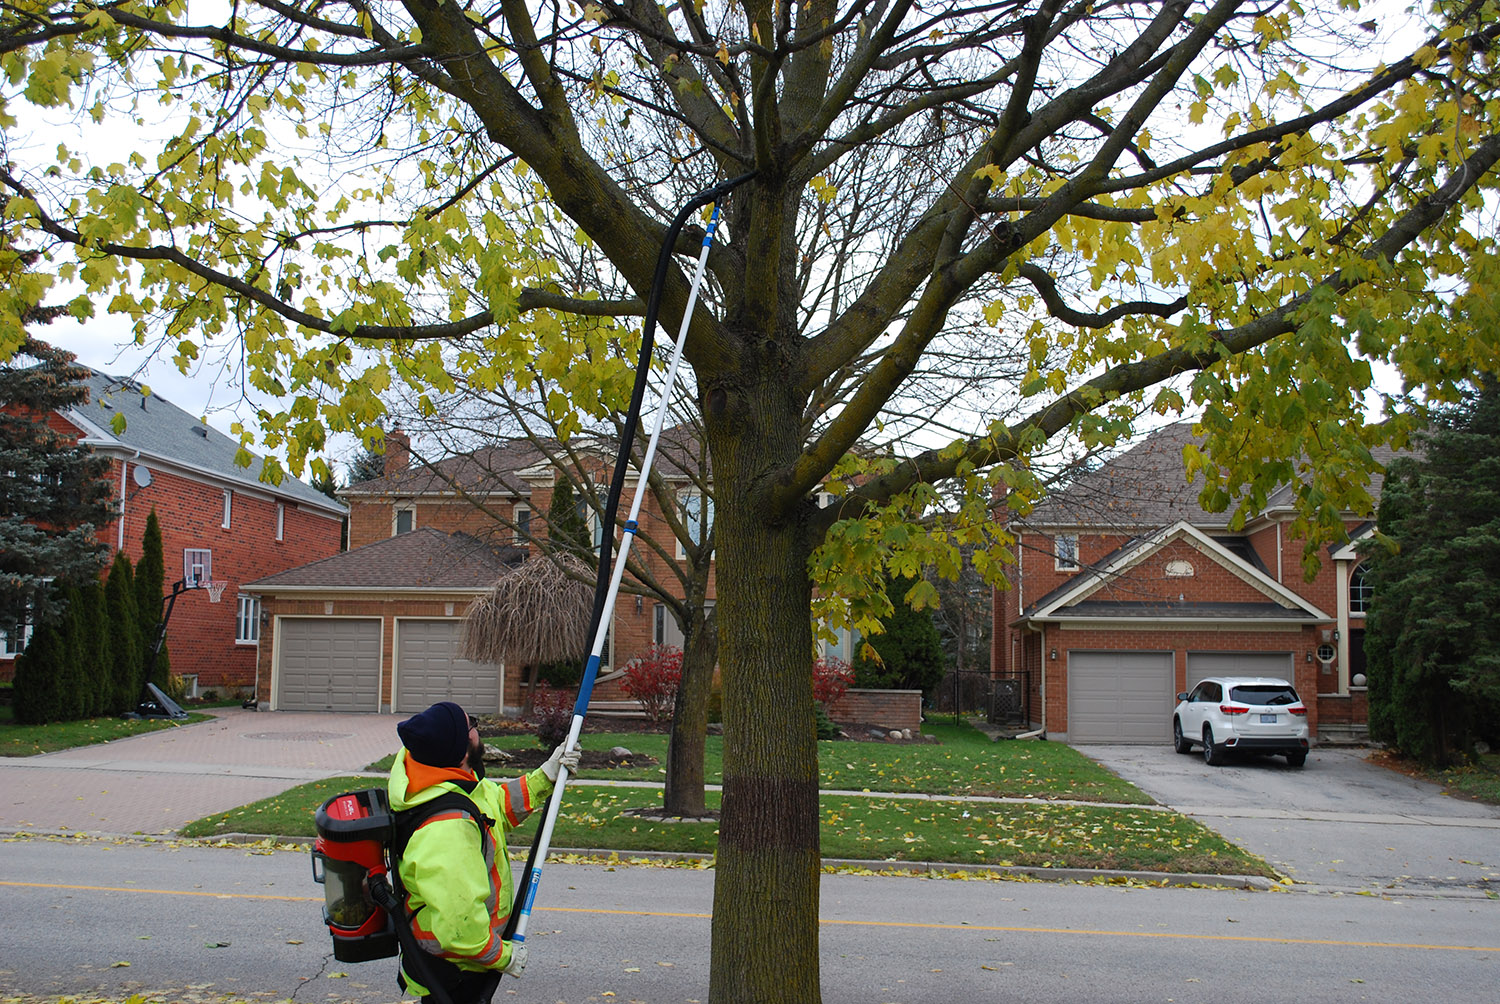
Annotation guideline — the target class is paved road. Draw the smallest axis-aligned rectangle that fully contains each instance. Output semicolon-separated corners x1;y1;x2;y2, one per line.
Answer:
1078;743;1500;894
3;834;1497;1004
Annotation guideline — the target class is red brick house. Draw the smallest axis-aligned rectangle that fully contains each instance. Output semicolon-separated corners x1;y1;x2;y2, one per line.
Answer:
246;429;720;713
0;371;346;696
994;422;1386;744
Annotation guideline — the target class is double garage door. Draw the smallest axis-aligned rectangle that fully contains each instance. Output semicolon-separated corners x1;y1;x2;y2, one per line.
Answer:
1066;650;1295;743
276;617;501;713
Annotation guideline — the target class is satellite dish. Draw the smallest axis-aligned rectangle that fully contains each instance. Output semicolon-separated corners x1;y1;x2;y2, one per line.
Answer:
132;465;153;488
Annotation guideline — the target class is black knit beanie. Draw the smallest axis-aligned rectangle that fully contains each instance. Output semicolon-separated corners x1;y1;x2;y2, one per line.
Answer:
397;701;469;767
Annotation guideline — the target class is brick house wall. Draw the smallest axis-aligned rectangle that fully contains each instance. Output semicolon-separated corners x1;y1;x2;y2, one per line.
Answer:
1;405;343;693
97;455;343;692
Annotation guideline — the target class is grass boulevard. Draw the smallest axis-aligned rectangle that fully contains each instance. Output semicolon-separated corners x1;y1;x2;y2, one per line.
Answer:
172;719;1275;878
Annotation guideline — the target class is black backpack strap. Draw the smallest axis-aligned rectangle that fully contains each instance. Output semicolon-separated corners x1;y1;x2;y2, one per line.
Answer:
391;786;495;860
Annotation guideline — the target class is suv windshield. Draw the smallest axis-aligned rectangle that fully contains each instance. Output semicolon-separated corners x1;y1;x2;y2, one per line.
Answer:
1229;684;1299;706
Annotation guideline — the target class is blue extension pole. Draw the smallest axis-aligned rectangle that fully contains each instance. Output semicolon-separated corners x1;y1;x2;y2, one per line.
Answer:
503;172;754;951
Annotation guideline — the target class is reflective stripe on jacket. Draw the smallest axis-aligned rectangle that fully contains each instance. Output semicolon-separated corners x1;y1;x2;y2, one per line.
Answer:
388;750;552;992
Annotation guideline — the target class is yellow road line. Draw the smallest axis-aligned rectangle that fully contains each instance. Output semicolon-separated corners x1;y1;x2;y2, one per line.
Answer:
4;881;1494;953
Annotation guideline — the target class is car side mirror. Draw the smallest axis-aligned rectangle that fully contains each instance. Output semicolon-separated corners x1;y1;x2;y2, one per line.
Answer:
1176;692;1190;702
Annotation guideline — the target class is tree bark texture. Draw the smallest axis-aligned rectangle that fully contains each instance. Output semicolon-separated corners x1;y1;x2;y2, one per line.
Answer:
704;353;822;1004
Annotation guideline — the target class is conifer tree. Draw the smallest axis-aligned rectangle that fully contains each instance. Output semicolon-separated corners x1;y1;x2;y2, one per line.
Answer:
0;338;113;634
78;580;112;717
851;575;947;697
105;551;144;715
11;594;65;724
135;511;170;688
546;476;593;558
1364;379;1500;765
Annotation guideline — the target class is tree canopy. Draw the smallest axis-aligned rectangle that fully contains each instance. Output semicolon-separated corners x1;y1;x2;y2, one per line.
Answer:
3;1;1500;998
1364;377;1500;766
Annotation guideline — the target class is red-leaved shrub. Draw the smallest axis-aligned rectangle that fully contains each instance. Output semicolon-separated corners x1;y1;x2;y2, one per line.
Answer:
812;656;853;707
620;644;683;724
529;683;576;748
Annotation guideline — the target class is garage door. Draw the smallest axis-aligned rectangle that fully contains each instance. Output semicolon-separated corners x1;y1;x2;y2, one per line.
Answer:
277;618;381;712
394;619;502;714
1186;651;1294;682
1067;651;1174;743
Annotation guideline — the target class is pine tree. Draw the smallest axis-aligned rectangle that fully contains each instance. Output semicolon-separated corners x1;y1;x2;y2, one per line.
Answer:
105;551;144;714
0;337;113;635
135;511;170;687
347;444;386;484
1364;379;1500;765
851;574;948;697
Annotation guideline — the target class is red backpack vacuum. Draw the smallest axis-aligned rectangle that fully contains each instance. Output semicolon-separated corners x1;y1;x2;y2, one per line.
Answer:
311;788;398;962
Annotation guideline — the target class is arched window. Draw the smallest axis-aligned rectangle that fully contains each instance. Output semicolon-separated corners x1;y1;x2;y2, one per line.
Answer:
1349;564;1373;614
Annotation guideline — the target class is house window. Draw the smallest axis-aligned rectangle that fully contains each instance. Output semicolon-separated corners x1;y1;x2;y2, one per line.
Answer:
275;504;285;542
1165;559;1194;578
1349;564;1372;615
677;492;714;558
222;489;233;529
654;603;667;645
394;507;415;535
236;595;261;644
514;505;531;544
183;548;213;588
1;621;32;658
1054;533;1079;572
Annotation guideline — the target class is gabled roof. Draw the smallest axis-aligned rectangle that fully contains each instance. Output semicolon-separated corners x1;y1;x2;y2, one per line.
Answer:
245;527;524;591
1018;520;1332;625
64;370;344;515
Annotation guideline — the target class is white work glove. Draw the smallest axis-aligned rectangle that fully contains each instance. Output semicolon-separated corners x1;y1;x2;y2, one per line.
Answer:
542;742;581;781
502;941;527;978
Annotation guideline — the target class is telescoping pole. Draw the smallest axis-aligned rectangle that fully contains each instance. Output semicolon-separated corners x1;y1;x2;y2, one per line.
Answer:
503;172;755;953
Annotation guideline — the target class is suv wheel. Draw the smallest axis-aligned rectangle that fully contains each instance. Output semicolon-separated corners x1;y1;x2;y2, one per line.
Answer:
1203;725;1225;766
1285;751;1307;768
1173;718;1192;754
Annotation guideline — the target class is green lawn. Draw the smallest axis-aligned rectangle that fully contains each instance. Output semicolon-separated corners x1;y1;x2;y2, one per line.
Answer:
365;722;1149;804
182;777;1270;877
0;707;215;756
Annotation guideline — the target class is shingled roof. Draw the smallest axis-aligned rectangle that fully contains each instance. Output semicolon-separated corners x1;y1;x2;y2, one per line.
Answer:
1024;421;1407;531
64;370;344;515
246;527;524;590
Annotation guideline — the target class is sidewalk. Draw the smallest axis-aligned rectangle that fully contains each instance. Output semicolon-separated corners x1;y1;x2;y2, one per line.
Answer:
0;709;397;835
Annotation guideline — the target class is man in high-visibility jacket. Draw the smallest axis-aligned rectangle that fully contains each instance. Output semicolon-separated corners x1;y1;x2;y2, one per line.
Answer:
389;700;579;1003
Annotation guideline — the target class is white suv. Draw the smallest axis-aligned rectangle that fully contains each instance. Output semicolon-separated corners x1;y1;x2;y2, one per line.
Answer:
1172;677;1310;767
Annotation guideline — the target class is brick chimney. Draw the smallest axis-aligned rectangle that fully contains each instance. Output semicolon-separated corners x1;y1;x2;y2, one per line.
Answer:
385;428;411;473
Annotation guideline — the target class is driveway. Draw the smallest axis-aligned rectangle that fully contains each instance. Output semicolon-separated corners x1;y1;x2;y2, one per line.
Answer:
0;708;396;835
1079;743;1500;895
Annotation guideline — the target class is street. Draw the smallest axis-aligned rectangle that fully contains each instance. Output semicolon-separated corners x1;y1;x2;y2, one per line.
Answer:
0;834;1495;1003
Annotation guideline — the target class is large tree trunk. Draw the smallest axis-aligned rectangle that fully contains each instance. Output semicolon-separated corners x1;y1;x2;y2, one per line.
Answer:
663;605;718;817
706;365;822;1004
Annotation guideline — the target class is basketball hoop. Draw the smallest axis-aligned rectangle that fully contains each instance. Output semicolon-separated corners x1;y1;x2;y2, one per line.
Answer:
205;580;228;604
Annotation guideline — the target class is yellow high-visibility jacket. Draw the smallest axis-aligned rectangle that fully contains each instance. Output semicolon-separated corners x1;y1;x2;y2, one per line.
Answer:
388;750;552;994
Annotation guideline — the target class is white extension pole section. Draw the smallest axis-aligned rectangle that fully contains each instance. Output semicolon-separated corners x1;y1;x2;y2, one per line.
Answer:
510;204;724;944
